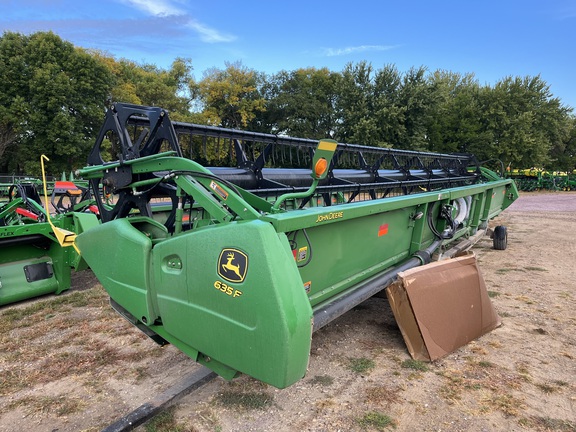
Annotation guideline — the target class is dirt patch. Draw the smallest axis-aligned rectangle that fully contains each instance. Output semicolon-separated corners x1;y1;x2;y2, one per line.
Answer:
1;192;575;431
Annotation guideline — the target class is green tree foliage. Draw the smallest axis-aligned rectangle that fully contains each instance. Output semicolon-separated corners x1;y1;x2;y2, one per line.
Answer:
262;67;340;138
426;71;488;154
193;62;266;129
0;31;112;175
395;66;434;151
115;58;194;120
478;76;570;169
371;64;405;148
89;51;194;121
1;30;574;174
548;115;576;171
336;61;380;145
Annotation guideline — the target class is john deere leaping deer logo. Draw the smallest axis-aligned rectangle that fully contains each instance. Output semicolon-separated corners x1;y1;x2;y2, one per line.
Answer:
218;248;248;283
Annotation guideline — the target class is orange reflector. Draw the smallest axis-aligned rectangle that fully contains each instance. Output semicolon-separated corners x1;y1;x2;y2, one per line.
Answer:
315;158;327;177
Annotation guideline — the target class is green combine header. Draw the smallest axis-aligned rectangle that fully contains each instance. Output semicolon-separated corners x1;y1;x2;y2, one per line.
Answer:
0;178;99;305
74;103;518;388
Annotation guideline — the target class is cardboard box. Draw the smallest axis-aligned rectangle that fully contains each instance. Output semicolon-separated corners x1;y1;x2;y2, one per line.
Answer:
386;253;501;361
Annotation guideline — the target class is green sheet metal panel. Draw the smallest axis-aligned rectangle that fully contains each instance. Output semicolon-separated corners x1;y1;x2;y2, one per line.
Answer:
292;207;417;307
151;219;312;388
0;257;59;305
75;218;159;324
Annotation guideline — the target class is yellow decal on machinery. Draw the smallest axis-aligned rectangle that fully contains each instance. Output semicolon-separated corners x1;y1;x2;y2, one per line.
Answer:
218;248;248;282
215;248;246;298
317;140;337;151
315;211;343;223
214;280;243;298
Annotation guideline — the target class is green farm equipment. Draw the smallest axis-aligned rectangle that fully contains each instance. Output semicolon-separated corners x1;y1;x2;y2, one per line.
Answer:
0;170;99;306
507;168;576;191
75;103;518;388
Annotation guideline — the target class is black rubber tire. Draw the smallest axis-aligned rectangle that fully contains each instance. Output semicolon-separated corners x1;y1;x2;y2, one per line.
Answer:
493;225;508;250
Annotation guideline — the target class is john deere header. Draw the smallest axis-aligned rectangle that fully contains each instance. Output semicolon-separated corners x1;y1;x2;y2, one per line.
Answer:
75;103;518;388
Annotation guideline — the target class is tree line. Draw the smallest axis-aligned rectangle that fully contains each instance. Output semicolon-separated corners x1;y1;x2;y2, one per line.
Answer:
1;31;574;176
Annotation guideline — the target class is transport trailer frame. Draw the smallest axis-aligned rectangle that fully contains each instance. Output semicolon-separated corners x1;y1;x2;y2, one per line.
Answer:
75;103;518;388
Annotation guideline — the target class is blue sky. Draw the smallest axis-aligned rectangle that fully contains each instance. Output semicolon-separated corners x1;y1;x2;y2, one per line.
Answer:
1;0;575;109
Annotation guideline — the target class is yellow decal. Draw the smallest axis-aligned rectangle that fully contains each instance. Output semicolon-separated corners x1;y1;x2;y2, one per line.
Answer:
318;140;337;151
214;280;243;298
315;211;344;223
297;246;308;262
218;248;248;282
304;281;312;293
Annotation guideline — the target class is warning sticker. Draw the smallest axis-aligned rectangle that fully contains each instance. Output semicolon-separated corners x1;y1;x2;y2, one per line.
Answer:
210;181;228;200
378;223;389;237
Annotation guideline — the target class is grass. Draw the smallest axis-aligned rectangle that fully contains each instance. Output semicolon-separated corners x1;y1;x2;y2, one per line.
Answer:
515;362;532;382
0;289;109;338
5;395;85;417
515;295;535;305
437;360;527;415
0;338;151;396
195;408;221;432
308;374;334;386
438;371;465;402
487;290;500;298
482;393;525;416
535;380;568;394
495;267;523;274
536;382;557;394
357;411;396;430
519;416;576;431
524;266;548;272
364;386;402;406
347;357;376;374
214;390;274;410
0;284;161;397
144;407;196;432
400;359;429;372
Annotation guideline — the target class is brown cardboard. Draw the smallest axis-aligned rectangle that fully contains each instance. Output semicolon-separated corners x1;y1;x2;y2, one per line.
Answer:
386;254;501;361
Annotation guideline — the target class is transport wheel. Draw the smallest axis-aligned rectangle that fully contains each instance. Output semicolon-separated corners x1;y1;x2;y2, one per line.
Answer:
493;225;508;250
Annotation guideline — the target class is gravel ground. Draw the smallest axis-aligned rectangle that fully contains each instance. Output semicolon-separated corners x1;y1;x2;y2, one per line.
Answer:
506;191;576;212
1;192;574;432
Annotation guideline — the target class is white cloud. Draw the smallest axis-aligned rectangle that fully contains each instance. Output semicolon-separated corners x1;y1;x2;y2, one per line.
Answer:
186;20;236;43
323;45;398;57
120;0;235;43
122;0;184;17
